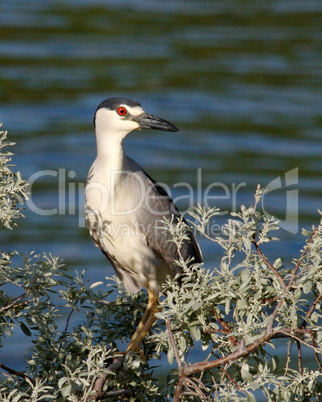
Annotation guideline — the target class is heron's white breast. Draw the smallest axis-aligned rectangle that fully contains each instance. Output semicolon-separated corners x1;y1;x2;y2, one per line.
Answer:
85;159;163;290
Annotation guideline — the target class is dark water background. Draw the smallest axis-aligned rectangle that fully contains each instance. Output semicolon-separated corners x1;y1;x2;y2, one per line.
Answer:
0;0;321;390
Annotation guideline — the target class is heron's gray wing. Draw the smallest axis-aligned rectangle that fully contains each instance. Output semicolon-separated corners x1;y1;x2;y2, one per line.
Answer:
136;169;203;275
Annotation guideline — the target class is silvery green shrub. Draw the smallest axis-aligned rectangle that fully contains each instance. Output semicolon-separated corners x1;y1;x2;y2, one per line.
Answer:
0;130;321;401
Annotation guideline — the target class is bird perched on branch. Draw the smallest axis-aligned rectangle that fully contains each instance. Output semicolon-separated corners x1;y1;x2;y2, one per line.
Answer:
85;97;202;353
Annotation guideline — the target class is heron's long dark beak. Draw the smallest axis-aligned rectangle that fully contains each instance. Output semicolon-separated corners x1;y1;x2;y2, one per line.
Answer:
133;112;179;132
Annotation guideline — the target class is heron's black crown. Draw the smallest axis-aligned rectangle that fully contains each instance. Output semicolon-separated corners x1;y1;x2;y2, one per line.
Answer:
94;97;142;126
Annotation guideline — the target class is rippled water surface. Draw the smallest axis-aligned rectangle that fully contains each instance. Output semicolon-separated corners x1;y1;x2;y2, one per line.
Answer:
0;0;321;375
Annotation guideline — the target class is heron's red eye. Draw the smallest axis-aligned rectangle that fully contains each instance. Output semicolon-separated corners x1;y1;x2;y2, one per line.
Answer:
117;106;127;116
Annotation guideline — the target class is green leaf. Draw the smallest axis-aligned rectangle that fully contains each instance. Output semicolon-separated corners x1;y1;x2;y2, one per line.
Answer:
61;383;72;397
243;237;252;250
58;377;69;389
90;281;104;289
167;347;174;365
19;321;31;337
225;299;231;315
302;280;312;294
246;392;256;402
316;281;322;295
241;368;253;382
241;363;253;382
301;228;312;237
190;326;201;341
272;355;279;372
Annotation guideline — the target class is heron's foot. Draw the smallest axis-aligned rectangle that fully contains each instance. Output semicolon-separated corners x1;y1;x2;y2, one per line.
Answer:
112;350;126;363
113;348;146;363
129;348;146;362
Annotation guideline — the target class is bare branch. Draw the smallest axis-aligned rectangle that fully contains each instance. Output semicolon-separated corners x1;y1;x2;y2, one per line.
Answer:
89;355;125;401
284;339;292;376
0;361;35;385
0;293;27;312
178;299;286;381
184;377;208;400
212;309;238;346
296;340;303;375
266;297;285;334
220;367;241;391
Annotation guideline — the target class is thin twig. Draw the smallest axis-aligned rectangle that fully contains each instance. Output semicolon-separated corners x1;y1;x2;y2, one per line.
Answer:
278;330;322;353
64;308;74;333
212;309;238;346
166;318;182;372
0;293;27;312
252;239;287;291
184;377;207;399
89;355;125;401
220;367;241;391
2;276;24;288
301;328;322;370
287;229;317;289
259;295;279;305
301;294;321;329
296;340;303;375
58;308;75;352
187;376;209;392
0;361;35;385
284;339;292;376
266;297;285;334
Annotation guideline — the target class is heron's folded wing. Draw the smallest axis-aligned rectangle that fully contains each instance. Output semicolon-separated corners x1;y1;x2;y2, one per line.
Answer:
136;169;203;274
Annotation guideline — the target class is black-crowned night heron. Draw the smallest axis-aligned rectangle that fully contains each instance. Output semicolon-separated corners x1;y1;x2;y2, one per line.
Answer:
85;97;202;353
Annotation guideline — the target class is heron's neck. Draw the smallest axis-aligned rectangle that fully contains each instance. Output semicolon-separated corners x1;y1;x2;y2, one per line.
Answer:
95;130;125;172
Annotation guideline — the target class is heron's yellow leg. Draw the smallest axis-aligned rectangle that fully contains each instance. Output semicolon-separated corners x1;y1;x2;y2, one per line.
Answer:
126;289;159;353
